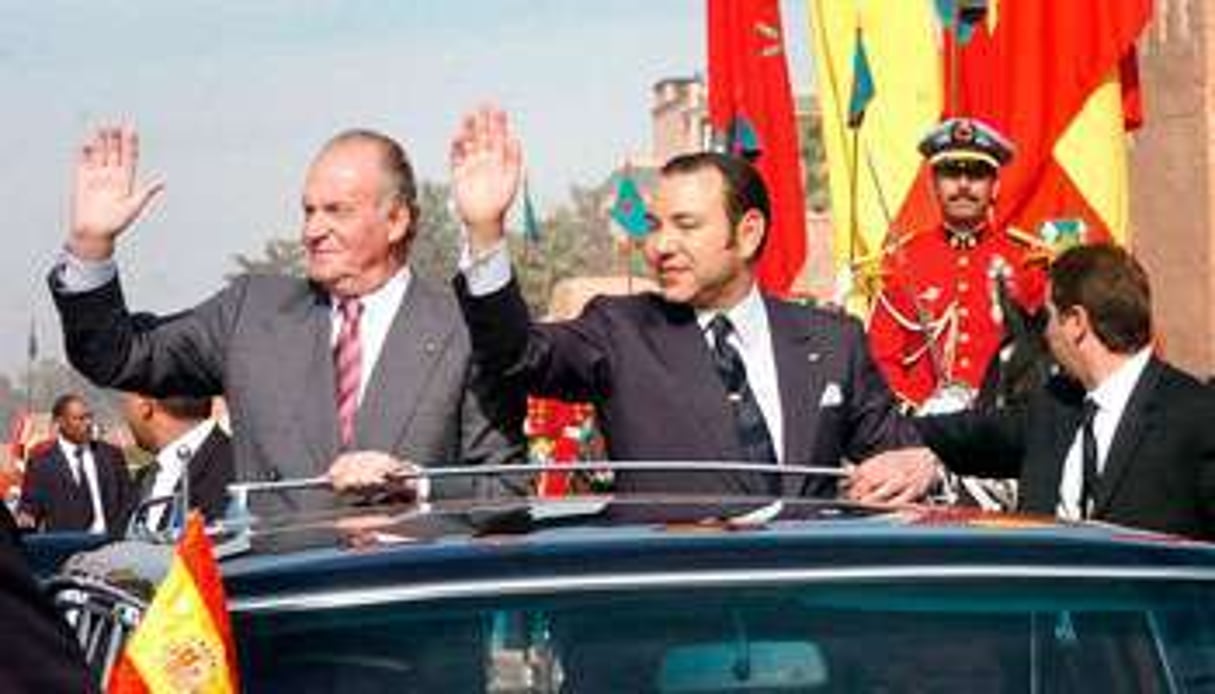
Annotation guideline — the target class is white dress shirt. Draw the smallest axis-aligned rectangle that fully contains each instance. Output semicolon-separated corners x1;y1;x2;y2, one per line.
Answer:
1056;348;1152;520
145;419;216;528
328;266;412;405
58;437;106;534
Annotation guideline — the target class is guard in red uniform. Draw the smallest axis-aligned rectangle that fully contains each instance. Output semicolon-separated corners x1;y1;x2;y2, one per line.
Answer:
869;118;1046;408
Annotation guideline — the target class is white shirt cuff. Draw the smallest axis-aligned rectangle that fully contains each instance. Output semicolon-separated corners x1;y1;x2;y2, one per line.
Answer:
54;248;118;293
458;239;512;296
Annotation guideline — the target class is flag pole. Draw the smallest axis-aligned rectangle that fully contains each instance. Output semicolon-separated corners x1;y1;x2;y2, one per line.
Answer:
24;315;35;416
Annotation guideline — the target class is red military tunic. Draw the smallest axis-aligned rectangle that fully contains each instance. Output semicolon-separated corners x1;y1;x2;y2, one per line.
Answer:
868;224;1046;407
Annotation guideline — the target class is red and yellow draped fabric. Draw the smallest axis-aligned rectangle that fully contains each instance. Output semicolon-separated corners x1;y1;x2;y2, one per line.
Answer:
108;513;238;694
940;0;1151;247
708;0;808;296
811;0;1152;311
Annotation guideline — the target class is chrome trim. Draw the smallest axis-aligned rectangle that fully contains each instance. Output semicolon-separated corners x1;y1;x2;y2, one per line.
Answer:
232;564;1215;614
227;462;848;496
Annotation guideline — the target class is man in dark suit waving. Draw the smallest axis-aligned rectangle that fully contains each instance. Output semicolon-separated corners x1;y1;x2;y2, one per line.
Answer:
450;107;920;497
18;393;135;534
853;244;1215;539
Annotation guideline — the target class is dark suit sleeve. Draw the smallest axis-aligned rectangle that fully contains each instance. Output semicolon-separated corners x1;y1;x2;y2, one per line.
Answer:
455;274;612;402
17;455;51;529
839;315;923;460
49;271;248;397
0;507;95;693
915;407;1028;478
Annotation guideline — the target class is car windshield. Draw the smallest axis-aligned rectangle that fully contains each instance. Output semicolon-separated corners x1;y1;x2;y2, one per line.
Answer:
235;577;1215;693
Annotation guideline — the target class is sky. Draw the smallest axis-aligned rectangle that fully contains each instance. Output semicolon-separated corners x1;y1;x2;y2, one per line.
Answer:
0;0;812;378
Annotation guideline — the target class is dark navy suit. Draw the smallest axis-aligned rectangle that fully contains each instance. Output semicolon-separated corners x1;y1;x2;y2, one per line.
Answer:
457;278;920;497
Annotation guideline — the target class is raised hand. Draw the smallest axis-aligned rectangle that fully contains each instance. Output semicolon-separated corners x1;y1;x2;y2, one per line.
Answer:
70;126;164;260
449;105;522;251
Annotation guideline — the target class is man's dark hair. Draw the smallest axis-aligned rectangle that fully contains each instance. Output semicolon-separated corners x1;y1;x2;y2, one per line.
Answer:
1049;243;1152;354
321;129;421;252
661;151;771;259
50;393;83;420
157;396;213;422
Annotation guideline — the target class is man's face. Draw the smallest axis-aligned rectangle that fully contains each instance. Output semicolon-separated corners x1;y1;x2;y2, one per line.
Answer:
931;159;998;228
57;399;93;445
301;141;409;298
642;168;760;310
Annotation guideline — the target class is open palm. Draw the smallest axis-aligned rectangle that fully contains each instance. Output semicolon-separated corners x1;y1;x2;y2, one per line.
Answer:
71;127;163;246
449;107;521;239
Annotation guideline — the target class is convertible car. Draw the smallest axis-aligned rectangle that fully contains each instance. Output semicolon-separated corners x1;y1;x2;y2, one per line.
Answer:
29;463;1215;693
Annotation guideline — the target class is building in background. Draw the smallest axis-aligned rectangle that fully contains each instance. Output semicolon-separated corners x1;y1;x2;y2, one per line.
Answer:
1132;0;1215;378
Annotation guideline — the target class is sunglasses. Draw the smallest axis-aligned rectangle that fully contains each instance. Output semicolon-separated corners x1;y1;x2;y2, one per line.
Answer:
933;159;997;180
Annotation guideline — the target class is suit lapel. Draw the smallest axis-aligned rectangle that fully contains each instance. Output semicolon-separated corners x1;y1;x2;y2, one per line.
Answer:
357;281;452;453
287;286;341;470
766;299;821;467
647;302;741;460
1093;358;1163;515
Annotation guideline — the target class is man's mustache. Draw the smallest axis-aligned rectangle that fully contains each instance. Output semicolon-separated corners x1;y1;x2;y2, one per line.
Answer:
946;192;982;203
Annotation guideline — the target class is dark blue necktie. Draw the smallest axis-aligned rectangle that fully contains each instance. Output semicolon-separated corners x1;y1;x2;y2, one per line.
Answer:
708;315;778;464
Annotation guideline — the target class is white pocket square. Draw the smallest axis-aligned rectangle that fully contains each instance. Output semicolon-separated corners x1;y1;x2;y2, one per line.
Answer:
819;382;843;408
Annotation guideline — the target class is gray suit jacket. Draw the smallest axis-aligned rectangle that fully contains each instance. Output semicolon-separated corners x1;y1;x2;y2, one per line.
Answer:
51;271;523;509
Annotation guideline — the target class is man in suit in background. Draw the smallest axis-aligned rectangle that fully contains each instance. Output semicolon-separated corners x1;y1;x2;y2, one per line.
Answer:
0;504;94;692
50;123;522;509
18;393;135;534
450;106;920;497
852;244;1215;540
121;393;234;528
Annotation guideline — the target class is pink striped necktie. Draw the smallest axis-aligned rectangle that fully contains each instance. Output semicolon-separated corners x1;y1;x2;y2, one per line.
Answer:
334;298;364;449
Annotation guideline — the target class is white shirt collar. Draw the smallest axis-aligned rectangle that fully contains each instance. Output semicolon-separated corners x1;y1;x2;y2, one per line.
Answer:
1087;348;1152;415
156;419;216;474
696;283;767;347
331;265;412;327
57;436;87;459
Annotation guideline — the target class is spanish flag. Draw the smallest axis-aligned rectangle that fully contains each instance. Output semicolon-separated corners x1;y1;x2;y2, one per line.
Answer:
108;513;238;693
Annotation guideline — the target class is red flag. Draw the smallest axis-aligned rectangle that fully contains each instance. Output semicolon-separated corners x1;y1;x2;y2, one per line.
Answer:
108;513;238;694
708;0;807;296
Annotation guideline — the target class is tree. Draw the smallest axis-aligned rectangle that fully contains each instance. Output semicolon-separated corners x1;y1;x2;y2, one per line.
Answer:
229;238;306;279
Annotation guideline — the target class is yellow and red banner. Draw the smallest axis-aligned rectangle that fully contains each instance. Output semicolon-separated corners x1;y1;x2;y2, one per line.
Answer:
108;513;238;694
811;0;1152;309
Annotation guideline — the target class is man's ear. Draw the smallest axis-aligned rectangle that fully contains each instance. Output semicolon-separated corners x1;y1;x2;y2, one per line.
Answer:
737;209;766;262
1070;305;1093;345
386;200;412;246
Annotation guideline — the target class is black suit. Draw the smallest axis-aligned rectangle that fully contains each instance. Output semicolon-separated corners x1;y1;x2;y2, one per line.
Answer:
0;506;94;692
918;358;1215;539
19;441;135;534
136;428;235;527
457;278;919;496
